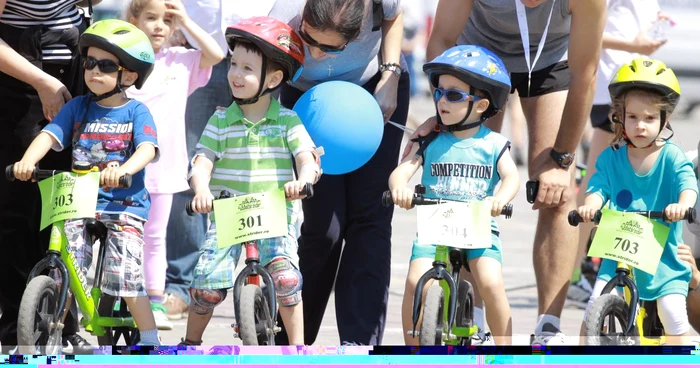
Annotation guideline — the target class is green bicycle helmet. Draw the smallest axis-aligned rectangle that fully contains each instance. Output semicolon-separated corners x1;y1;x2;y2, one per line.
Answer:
79;19;155;92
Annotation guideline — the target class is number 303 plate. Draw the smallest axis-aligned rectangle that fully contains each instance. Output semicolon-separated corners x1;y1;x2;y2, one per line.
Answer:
416;201;492;249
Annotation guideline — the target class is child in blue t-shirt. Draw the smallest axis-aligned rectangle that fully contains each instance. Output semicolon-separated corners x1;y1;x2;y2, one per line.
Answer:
578;58;698;345
389;45;519;346
11;20;162;346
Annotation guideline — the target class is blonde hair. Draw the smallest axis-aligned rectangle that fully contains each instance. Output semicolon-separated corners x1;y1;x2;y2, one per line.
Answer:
126;0;161;20
609;88;676;146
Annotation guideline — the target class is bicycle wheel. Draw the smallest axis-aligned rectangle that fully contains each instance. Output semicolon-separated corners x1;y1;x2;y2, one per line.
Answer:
455;280;474;346
419;284;444;346
17;275;63;355
96;295;140;346
238;284;275;345
584;293;638;345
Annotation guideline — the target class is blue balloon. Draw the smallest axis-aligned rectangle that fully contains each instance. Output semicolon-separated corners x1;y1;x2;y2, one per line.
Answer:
293;81;384;175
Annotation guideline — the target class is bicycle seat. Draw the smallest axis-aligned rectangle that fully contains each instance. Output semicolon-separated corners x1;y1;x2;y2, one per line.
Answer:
85;219;108;243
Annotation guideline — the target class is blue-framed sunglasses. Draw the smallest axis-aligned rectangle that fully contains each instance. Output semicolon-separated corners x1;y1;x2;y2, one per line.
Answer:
433;88;482;103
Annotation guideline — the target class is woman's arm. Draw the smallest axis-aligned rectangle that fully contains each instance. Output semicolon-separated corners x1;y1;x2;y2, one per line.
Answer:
425;0;474;62
0;0;72;121
374;10;404;122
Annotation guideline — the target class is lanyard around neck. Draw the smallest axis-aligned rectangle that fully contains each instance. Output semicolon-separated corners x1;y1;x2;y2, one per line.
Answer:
514;0;557;96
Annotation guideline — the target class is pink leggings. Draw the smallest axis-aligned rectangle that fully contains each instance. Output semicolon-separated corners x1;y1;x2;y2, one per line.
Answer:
144;193;172;292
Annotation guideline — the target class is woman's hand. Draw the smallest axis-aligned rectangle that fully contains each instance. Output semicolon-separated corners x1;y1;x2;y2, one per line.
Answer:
33;74;72;121
400;116;437;160
374;73;399;124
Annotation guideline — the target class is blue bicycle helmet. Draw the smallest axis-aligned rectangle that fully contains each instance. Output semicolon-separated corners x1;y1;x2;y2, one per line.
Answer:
423;45;511;131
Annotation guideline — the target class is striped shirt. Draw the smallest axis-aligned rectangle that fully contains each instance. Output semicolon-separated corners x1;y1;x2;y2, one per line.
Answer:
194;98;316;216
0;0;84;61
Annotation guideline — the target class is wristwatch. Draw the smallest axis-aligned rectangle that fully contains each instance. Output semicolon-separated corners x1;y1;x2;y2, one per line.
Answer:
550;148;575;169
379;62;402;78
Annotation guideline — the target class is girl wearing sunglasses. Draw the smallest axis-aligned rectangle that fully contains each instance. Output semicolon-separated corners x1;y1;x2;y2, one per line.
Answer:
269;0;410;346
389;45;519;346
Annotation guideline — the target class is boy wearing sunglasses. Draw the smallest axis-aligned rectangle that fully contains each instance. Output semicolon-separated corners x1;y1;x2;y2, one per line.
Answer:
11;20;163;346
389;45;519;346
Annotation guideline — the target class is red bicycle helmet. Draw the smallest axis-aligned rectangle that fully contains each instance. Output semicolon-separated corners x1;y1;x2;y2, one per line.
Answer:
226;16;305;84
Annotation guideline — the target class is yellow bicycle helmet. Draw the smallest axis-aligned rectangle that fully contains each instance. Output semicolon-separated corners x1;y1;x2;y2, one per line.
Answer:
608;58;681;149
608;58;681;106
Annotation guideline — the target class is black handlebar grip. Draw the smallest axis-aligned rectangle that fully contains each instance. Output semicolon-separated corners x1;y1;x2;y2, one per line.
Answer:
568;210;603;226
118;173;132;189
501;204;513;219
526;180;538;204
5;165;15;181
568;211;583;226
185;201;194;216
381;191;394;207
300;183;314;199
687;207;697;223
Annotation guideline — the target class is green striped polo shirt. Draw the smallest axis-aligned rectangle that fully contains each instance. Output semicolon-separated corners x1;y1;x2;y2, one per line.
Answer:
194;99;316;216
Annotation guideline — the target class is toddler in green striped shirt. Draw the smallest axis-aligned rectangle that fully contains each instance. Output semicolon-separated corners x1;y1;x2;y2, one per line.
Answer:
179;17;321;346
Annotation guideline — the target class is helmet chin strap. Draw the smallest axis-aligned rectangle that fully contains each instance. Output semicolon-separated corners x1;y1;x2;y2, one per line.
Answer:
434;85;487;132
90;70;125;102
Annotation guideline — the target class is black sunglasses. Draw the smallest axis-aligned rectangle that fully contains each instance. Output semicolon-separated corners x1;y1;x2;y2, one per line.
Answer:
433;88;483;103
83;56;123;74
297;23;347;55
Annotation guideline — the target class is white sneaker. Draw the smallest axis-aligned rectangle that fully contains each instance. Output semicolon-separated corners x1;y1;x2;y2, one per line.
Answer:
471;329;494;346
152;303;174;330
531;323;570;346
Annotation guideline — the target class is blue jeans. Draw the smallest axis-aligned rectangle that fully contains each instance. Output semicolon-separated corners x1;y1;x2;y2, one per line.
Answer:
164;58;232;304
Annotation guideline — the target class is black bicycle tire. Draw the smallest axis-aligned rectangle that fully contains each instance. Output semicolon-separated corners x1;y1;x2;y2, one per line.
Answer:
455;279;474;345
17;275;62;355
238;284;274;345
584;293;638;346
419;284;444;346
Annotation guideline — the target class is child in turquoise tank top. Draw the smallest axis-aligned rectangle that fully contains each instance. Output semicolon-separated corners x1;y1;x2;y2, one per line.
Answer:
389;45;520;346
577;58;697;345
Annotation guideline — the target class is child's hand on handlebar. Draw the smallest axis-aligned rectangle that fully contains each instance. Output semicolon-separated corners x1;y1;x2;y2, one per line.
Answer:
664;203;686;222
392;187;414;210
13;161;36;181
284;180;309;201
485;196;506;217
100;166;126;190
577;205;598;223
192;189;214;213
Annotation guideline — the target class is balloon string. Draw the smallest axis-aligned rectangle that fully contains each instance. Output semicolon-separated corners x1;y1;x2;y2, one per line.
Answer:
387;120;415;135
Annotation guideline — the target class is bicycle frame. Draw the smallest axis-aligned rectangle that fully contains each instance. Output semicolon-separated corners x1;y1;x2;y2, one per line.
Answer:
27;207;136;338
411;244;478;344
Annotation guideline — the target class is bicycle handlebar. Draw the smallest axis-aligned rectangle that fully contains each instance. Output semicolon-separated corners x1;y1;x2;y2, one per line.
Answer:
568;208;697;226
185;183;314;216
381;190;513;219
5;165;131;188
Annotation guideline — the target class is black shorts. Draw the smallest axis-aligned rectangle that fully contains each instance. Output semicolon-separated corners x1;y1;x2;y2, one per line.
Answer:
590;104;614;133
509;60;570;98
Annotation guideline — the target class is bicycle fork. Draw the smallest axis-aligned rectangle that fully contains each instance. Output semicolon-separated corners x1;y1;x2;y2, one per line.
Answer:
232;241;277;331
602;268;640;337
411;262;458;339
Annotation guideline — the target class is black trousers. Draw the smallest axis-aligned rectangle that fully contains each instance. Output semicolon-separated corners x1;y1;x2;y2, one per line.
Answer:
274;71;410;345
0;63;80;349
